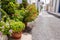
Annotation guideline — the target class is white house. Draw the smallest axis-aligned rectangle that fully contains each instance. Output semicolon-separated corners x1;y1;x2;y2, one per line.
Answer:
48;0;60;13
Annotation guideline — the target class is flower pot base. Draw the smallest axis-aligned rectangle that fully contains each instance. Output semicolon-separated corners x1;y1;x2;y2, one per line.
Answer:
8;36;21;40
8;38;21;40
11;32;22;39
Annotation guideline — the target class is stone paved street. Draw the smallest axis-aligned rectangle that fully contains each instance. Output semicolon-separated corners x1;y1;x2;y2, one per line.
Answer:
21;33;32;40
32;11;60;40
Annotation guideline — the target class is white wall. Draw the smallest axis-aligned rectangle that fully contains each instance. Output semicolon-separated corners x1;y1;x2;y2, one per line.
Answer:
49;0;60;13
17;0;22;4
56;0;59;13
27;0;31;4
40;0;50;4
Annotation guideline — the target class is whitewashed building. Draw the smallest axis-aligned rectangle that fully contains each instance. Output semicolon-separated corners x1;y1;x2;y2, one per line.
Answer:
48;0;60;13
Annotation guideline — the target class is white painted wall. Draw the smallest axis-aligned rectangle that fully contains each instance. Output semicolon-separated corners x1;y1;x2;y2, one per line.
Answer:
50;0;60;13
40;0;50;4
56;0;59;13
17;0;22;4
27;0;31;4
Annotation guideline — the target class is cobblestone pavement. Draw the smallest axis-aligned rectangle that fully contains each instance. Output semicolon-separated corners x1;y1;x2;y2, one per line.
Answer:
32;11;60;40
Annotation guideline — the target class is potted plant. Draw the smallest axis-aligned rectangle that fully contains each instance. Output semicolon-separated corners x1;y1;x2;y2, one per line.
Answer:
23;4;38;32
0;8;25;39
9;20;25;39
1;0;38;33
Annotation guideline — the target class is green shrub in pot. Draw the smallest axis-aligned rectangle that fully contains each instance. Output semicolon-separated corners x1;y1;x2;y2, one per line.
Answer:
9;20;25;39
22;4;38;32
1;0;39;33
10;20;25;33
24;4;38;22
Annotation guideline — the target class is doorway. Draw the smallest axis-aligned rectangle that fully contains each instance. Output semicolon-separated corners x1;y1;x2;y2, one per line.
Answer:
58;0;60;13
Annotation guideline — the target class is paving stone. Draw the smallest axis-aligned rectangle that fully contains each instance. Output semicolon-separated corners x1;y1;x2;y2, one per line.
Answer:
21;33;32;40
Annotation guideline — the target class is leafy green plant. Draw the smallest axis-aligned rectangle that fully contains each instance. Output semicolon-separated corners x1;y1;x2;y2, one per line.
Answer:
1;0;19;15
7;2;20;14
0;0;38;32
10;20;25;33
11;8;25;21
0;8;10;22
0;20;25;35
24;4;38;22
0;21;10;35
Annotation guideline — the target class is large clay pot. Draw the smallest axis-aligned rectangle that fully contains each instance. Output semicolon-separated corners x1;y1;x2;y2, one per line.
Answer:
11;32;22;39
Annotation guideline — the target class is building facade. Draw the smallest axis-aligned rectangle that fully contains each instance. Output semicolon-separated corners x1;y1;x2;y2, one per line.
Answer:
48;0;60;13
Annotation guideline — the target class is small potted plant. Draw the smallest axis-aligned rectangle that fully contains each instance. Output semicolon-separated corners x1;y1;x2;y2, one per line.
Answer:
10;20;25;39
23;4;38;32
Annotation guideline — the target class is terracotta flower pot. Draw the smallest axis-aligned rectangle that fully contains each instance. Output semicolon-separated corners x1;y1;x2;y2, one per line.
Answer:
11;32;22;39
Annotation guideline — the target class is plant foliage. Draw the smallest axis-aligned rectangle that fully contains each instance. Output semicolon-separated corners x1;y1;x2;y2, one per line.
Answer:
0;0;38;35
10;20;25;32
